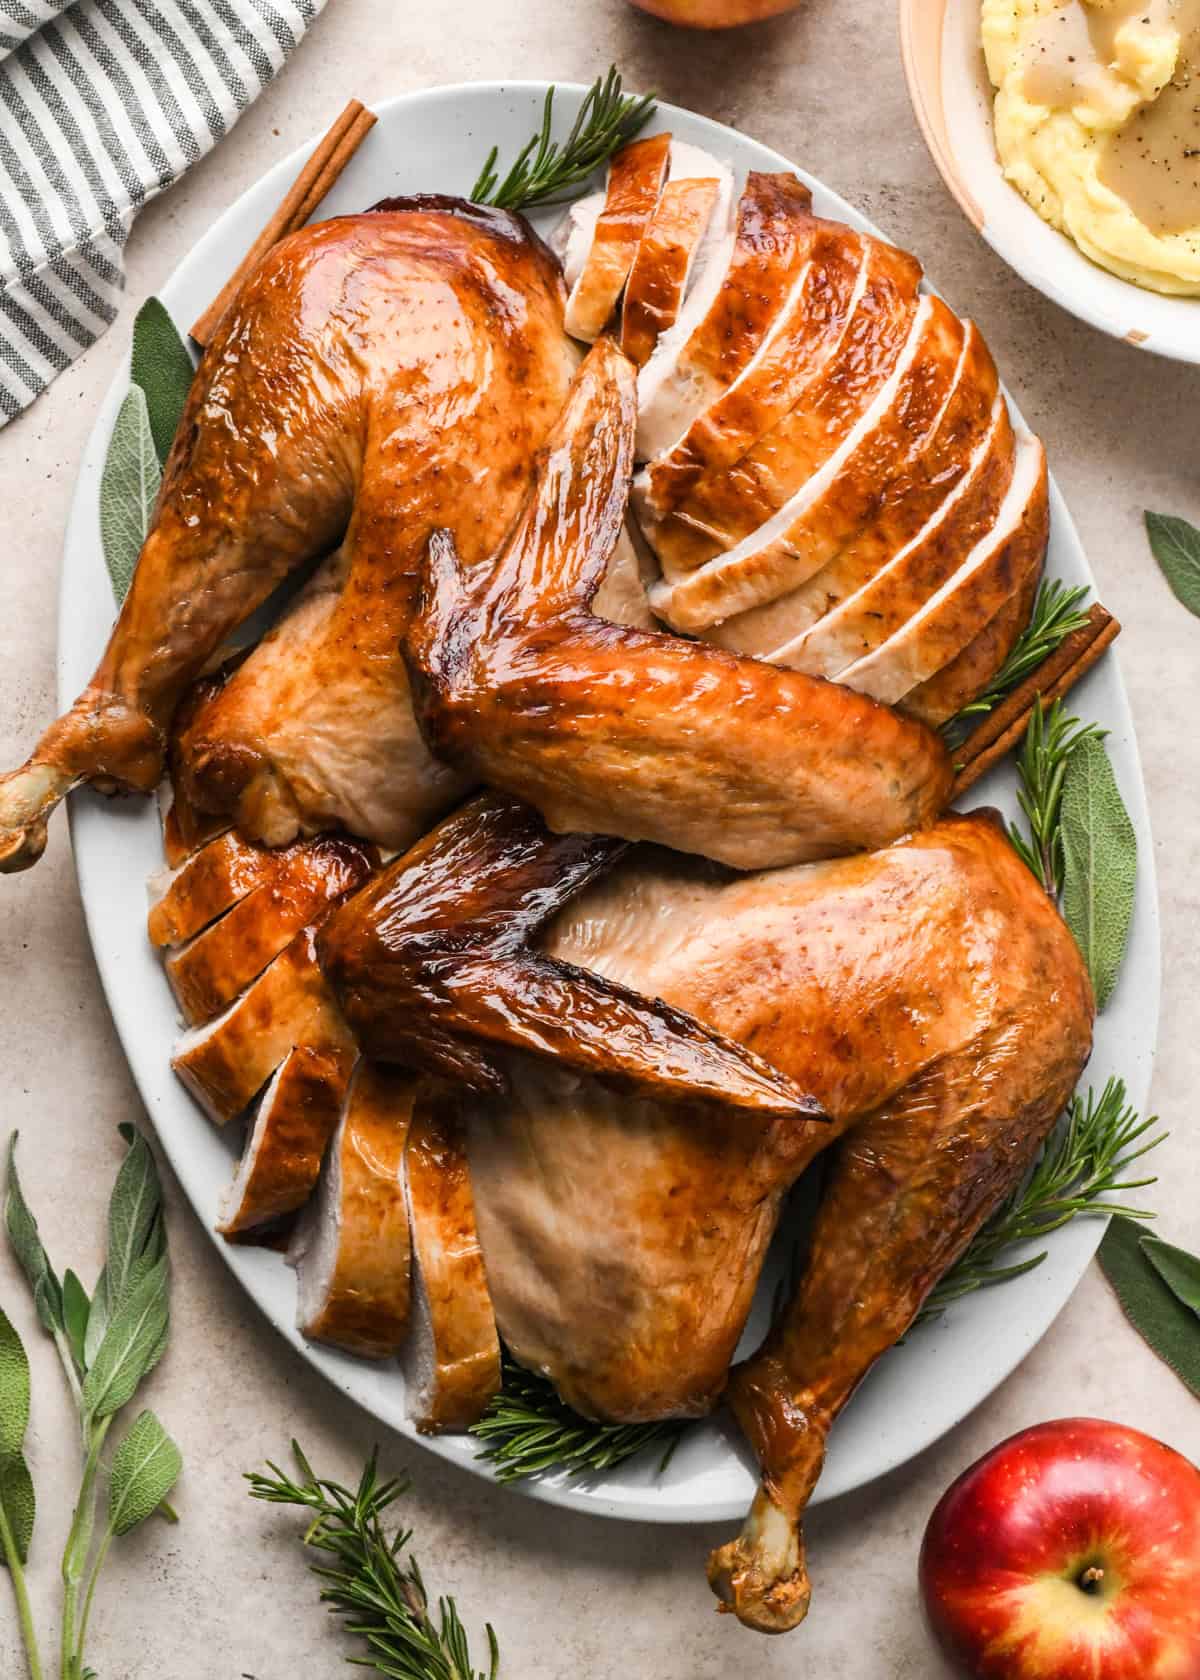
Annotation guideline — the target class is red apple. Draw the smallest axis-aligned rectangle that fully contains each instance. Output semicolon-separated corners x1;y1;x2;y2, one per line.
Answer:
920;1418;1200;1680
626;0;800;27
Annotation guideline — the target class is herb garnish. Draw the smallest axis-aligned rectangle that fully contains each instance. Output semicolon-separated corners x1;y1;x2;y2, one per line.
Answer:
247;1444;498;1680
1008;698;1105;895
471;67;657;212
100;300;195;605
1007;698;1138;1009
944;579;1093;740
469;1353;684;1483
0;1128;181;1680
923;1079;1162;1318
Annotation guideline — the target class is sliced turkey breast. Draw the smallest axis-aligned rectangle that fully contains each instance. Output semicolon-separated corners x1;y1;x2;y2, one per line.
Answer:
402;1094;500;1432
773;397;1015;678
563;132;672;341
164;833;375;1025
637;170;812;462
654;296;966;635
147;828;287;949
289;1062;414;1358
840;426;1049;704
218;1041;355;1237
902;560;1040;726
637;214;864;517
620;176;722;368
704;319;1000;658
171;925;353;1124
642;233;924;590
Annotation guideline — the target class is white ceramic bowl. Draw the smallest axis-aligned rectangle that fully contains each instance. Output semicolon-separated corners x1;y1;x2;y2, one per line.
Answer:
899;0;1200;363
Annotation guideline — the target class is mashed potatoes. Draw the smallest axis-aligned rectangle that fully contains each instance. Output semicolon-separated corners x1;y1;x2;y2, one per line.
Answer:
982;0;1200;294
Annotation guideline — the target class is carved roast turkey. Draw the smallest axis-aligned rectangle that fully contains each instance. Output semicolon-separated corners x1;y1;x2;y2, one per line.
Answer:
0;135;1094;1651
561;143;1049;725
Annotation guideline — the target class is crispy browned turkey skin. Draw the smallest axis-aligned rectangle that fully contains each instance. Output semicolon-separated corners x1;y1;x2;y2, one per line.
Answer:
0;198;575;871
317;791;1094;1634
403;340;953;871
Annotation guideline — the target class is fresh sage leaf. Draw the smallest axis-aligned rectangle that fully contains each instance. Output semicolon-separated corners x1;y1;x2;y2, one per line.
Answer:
1099;1215;1200;1399
1140;1233;1200;1321
4;1136;63;1335
62;1270;90;1374
0;1309;30;1459
106;1130;163;1315
100;385;161;604
108;1410;182;1537
1145;511;1200;618
1060;734;1136;1011
129;297;194;468
0;1452;35;1566
81;1253;168;1422
84;1266;109;1370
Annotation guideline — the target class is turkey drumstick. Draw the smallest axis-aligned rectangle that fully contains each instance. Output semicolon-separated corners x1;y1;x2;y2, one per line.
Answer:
0;200;575;871
404;339;954;872
707;842;1095;1634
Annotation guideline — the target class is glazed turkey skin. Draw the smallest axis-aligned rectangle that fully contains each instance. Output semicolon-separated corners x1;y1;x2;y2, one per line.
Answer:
0;198;576;867
464;813;1094;1423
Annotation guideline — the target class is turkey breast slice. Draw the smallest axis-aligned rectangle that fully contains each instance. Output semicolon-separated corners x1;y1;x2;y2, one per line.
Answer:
648;283;932;633
620;175;722;368
840;426;1049;704
902;559;1041;726
639;217;864;517
636;170;811;462
674;296;966;635
705;319;999;657
218;1041;355;1237
147;828;287;948
164;833;375;1026
563;132;672;342
774;396;1015;678
402;1094;500;1432
289;1062;413;1358
640;235;923;589
171;926;353;1124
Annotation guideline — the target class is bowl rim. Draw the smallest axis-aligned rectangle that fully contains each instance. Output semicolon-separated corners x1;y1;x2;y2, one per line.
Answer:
896;0;1200;365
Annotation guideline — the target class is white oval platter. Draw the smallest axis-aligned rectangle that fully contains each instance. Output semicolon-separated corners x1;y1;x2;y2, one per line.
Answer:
59;82;1160;1525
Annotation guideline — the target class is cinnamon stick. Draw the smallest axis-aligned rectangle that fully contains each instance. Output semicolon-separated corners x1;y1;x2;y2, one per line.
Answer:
951;603;1120;798
190;99;377;347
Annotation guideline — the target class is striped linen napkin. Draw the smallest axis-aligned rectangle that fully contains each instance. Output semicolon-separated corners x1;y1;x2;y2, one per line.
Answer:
0;0;327;427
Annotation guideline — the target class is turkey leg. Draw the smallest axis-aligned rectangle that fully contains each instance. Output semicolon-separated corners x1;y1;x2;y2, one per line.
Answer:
0;226;365;872
707;1030;1088;1633
1;200;576;871
404;338;953;872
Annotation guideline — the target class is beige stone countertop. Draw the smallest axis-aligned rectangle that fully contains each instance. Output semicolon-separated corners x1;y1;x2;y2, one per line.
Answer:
0;1;1196;1675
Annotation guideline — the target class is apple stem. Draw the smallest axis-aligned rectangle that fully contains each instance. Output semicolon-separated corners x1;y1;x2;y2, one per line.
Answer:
1078;1566;1105;1594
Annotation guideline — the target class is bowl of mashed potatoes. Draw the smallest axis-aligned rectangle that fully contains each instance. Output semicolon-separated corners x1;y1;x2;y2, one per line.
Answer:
900;0;1200;361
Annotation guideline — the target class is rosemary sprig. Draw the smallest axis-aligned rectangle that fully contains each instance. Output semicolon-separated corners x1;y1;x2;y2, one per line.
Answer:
944;579;1093;743
923;1078;1163;1317
470;68;657;212
1008;698;1105;895
246;1445;497;1680
469;1354;685;1483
